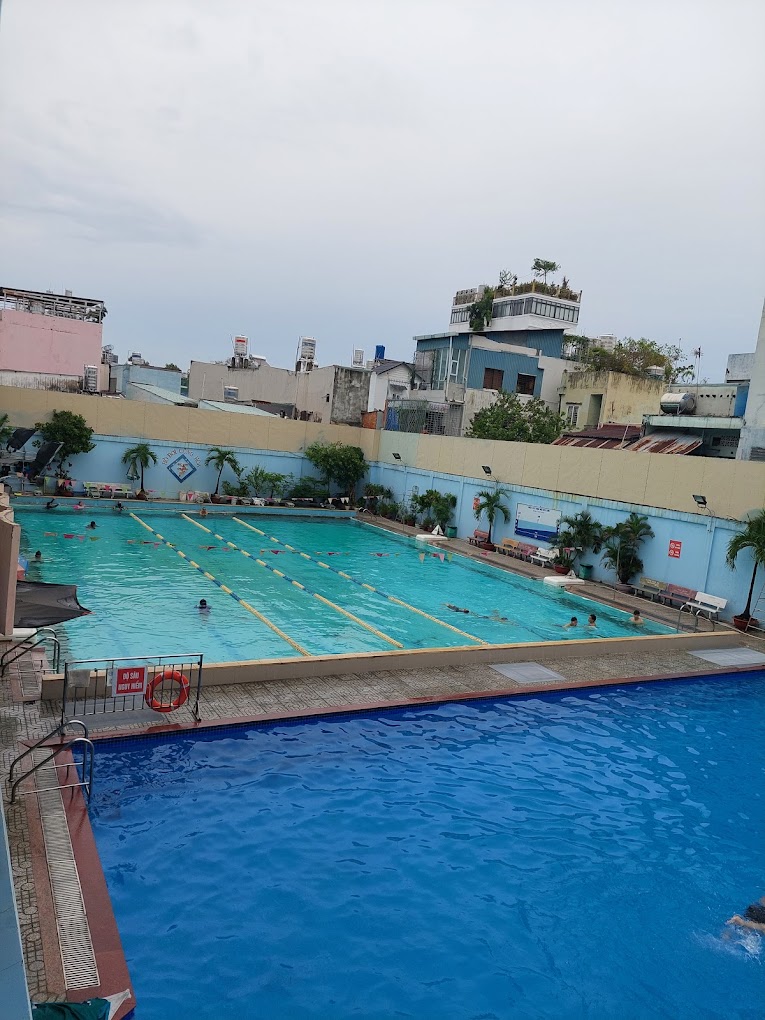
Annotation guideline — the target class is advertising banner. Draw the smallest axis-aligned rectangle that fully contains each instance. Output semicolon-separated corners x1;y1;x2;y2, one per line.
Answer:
515;503;561;543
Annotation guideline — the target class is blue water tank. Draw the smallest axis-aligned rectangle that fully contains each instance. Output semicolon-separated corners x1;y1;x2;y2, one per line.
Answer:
375;345;386;362
734;383;749;417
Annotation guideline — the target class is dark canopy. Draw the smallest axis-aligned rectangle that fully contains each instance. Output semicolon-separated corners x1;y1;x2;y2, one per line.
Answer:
15;580;91;628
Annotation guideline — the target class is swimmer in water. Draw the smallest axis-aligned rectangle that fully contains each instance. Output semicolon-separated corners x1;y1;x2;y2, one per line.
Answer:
727;897;765;934
631;609;645;626
586;613;597;628
87;520;97;529
114;501;124;513
45;499;59;510
563;616;578;629
34;550;43;562
198;599;211;614
444;603;470;614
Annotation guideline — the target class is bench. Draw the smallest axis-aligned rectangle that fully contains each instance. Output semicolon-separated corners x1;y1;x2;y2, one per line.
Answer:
468;530;490;546
517;543;538;561
498;538;520;556
681;592;727;621
529;548;556;567
659;584;697;608
631;576;667;601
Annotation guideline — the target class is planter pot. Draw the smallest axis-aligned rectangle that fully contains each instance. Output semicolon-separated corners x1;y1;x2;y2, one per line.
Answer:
615;583;632;593
553;565;569;575
480;541;496;552
733;615;758;631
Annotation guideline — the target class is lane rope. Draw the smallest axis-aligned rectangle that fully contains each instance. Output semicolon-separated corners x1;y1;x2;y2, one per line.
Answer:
129;513;310;657
231;516;487;646
181;515;403;649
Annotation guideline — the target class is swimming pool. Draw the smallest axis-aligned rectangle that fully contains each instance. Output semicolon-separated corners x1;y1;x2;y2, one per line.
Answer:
89;672;764;1019
19;508;671;664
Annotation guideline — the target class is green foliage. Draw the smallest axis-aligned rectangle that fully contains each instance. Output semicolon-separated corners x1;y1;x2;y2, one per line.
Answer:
364;483;392;499
465;392;565;444
473;487;511;545
531;258;560;284
558;510;604;565
581;337;693;383
222;478;250;497
35;409;96;474
601;513;655;584
0;413;13;446
468;287;495;332
304;441;367;498
726;509;765;618
288;476;328;499
245;466;288;498
121;442;157;492
164;363;181;372
205;447;242;495
411;488;457;529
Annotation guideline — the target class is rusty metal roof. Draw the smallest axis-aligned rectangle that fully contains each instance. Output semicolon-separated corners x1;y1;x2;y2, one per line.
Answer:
553;424;641;450
630;433;702;455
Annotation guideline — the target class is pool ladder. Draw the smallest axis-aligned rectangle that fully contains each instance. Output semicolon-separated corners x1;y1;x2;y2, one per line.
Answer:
0;627;61;676
8;719;94;805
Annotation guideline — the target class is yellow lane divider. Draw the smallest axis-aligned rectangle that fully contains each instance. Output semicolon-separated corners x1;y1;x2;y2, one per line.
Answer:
130;513;310;657
231;516;487;646
181;515;403;649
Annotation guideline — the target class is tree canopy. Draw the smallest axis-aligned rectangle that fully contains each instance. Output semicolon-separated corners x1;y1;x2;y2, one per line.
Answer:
575;337;693;383
531;258;560;284
121;443;157;492
304;441;367;498
34;409;95;474
205;447;242;495
466;392;565;444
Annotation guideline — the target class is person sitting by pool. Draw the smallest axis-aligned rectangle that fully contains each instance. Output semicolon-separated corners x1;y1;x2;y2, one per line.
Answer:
45;498;59;510
198;599;211;614
87;520;97;529
444;603;470;614
586;613;597;628
631;609;645;626
727;897;765;934
72;500;85;510
114;501;124;513
563;616;578;629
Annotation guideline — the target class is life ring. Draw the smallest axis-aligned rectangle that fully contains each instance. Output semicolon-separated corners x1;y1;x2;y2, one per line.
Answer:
145;668;190;713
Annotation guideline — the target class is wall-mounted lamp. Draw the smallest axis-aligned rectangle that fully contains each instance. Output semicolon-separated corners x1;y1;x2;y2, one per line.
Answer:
482;465;492;475
392;452;402;461
693;494;713;517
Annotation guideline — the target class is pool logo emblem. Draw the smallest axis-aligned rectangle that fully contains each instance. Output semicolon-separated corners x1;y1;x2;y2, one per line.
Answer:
166;454;198;483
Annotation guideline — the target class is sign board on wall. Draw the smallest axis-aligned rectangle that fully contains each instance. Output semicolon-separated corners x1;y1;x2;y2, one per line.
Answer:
668;540;682;559
515;503;561;543
109;665;147;697
161;447;203;483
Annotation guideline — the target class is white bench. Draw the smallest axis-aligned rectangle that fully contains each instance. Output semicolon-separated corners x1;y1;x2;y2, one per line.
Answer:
681;592;727;621
529;548;555;567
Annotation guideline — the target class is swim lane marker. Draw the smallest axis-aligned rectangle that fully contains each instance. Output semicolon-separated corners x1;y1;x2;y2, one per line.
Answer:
129;513;310;657
230;517;487;646
181;515;403;650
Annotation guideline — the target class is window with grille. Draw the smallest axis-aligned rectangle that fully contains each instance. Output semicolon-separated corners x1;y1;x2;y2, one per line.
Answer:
516;373;536;396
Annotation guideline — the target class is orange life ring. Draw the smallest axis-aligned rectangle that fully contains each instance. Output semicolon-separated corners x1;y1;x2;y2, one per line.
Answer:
145;668;190;713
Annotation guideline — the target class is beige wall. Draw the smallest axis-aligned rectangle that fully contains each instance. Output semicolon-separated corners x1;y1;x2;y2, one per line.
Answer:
0;492;20;637
4;385;764;521
561;371;665;426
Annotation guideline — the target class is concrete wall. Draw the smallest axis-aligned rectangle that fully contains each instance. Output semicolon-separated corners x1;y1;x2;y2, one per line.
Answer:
329;366;371;425
0;370;81;391
368;365;414;412
0;309;102;376
727;352;754;383
113;363;182;395
561;371;665;426
188;360;302;405
0;493;20;636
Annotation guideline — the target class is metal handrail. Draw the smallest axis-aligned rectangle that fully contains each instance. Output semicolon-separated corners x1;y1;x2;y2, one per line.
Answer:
9;719;89;782
0;629;61;675
9;736;94;804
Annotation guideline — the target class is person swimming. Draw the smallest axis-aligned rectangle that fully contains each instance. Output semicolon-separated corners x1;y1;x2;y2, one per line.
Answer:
114;501;124;513
33;550;43;561
72;501;85;510
87;520;97;529
45;499;59;510
728;897;765;934
586;613;597;628
563;616;578;629
444;603;470;614
198;599;211;614
631;609;644;626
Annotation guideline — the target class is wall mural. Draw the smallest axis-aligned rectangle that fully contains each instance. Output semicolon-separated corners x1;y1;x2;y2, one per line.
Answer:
161;448;203;484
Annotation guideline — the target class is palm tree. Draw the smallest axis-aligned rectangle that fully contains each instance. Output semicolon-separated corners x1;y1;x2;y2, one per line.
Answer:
474;487;510;546
121;443;157;496
601;513;654;584
206;447;242;495
726;510;765;621
558;510;603;565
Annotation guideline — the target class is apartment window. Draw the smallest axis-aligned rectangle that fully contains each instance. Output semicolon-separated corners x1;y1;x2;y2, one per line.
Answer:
566;403;581;426
450;307;470;324
516;373;536;396
483;367;504;390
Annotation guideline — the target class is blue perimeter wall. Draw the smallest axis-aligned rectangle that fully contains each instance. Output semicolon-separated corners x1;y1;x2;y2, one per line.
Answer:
10;432;755;619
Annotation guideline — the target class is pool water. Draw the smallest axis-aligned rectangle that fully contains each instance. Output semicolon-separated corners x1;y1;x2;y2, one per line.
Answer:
90;673;765;1019
19;509;670;664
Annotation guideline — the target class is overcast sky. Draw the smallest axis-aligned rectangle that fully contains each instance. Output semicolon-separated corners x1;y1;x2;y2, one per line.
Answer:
1;0;763;381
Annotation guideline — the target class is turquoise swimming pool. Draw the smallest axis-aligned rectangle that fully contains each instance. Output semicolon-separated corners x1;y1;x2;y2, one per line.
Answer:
18;508;671;664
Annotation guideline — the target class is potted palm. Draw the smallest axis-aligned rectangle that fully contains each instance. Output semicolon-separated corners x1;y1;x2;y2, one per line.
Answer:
558;510;604;579
473;487;510;551
726;509;765;631
121;443;157;499
552;548;576;574
206;447;242;502
601;513;655;590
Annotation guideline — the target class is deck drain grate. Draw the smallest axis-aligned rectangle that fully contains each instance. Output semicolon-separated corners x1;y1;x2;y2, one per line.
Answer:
36;757;100;990
689;648;765;667
489;662;566;684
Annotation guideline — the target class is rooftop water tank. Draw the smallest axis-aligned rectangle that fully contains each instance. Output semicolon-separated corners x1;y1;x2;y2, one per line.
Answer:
660;392;696;415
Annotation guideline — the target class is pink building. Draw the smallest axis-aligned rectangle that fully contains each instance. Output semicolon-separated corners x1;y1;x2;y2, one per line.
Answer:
0;286;106;390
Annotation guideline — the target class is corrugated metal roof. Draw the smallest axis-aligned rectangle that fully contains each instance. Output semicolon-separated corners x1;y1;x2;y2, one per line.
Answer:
630;433;702;455
553;424;641;450
127;383;195;405
198;400;276;416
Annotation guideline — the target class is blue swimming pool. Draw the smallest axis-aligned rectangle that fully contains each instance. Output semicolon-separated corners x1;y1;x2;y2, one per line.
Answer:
18;508;671;663
90;672;765;1018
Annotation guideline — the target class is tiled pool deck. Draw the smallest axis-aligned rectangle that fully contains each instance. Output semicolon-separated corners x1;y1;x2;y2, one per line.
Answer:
2;524;763;1011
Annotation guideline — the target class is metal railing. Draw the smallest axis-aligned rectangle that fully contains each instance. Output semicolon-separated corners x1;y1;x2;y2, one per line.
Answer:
9;719;88;783
62;653;204;726
1;627;61;675
9;729;94;805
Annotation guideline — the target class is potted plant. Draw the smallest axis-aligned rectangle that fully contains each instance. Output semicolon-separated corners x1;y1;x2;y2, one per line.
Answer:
473;487;511;551
601;513;655;590
552;549;576;574
121;443;157;499
726;509;765;630
421;516;435;532
559;510;604;579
